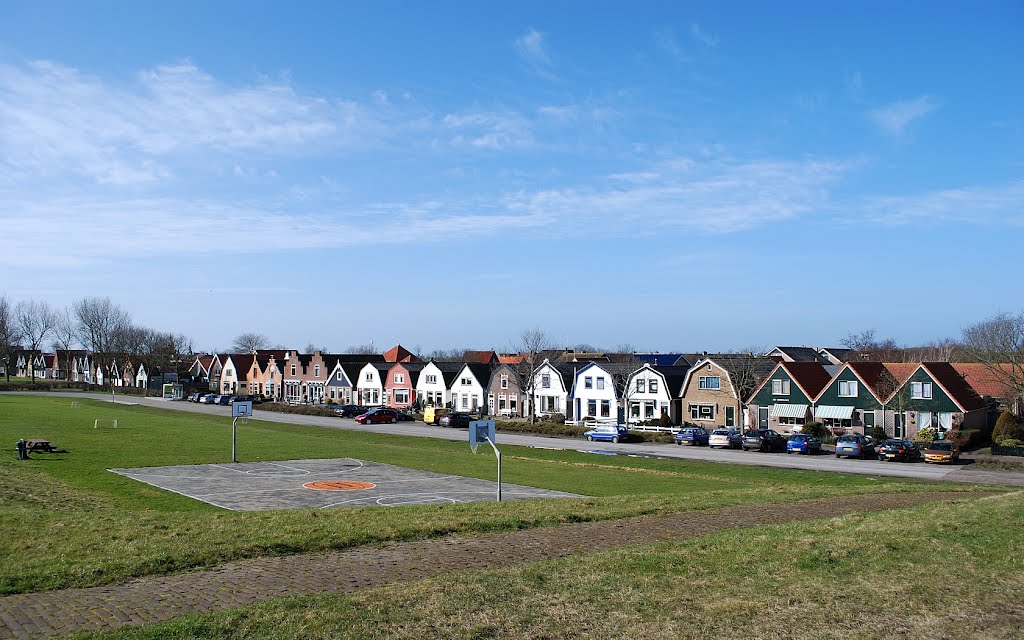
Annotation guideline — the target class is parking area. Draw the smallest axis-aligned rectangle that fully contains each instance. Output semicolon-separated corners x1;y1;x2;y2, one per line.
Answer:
109;457;581;511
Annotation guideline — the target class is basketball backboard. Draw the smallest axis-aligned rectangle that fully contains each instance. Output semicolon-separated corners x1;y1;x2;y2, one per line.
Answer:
469;419;495;454
232;401;253;418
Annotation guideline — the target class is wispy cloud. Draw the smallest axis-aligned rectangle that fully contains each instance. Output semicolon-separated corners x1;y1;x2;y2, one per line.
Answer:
690;23;719;47
0;60;381;185
514;27;554;76
868;95;940;135
654;28;692;62
442;110;533;150
854;180;1024;226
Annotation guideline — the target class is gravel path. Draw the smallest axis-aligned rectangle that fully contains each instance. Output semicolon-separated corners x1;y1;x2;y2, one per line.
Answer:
0;490;986;639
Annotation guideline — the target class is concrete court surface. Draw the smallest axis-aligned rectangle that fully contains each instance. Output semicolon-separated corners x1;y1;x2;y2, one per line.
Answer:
110;457;580;510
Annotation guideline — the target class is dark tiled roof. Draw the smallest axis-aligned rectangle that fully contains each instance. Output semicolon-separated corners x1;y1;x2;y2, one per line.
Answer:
781;362;833;399
652;365;691;396
771;346;828;363
636;353;688;366
463;350;498;364
924;362;988;412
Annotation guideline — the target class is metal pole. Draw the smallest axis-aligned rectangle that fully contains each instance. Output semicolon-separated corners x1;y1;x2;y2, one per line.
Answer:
486;436;501;502
232;417;237;463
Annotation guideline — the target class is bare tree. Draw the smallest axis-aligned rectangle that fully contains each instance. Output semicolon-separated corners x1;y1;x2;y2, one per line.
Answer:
15;300;56;383
304;342;328;354
840;329;906;361
908;338;961;363
347;343;379;355
508;328;555;424
51;307;80;380
604;351;645;430
231;332;271;353
0;295;22;381
962;312;1024;415
73;297;131;377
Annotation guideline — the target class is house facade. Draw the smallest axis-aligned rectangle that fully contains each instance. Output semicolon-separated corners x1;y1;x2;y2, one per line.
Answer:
746;362;833;434
886;363;989;438
679;357;760;430
486;363;525;417
415;361;463;407
570;362;619;424
624;363;686;426
355;362;386;406
531;359;572;419
385;362;422;410
449;363;491;412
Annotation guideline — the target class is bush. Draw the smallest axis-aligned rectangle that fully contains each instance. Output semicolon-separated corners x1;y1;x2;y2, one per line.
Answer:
540;412;565;424
869;425;888;441
659;411;674;429
257;402;335;417
992;410;1024;443
801;422;828;439
998;438;1024;447
948;429;982;449
915;426;938;441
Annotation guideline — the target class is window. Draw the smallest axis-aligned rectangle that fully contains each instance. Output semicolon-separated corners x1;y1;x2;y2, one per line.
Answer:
587;399;597;416
425;374;437;384
596;377;605;390
365;372;374;381
394;389;409;404
461;377;471;386
779;416;806;426
461;395;468;409
649;379;658;393
394;373;405;384
335;371;342;381
772;379;791;395
699;376;721;390
541;374;551;389
290;365;296;376
510;396;517;412
314;365;320;378
499;395;507;410
689;403;715;421
226;369;233;377
600;400;611;417
838;380;858;397
644;402;655;419
500;373;509;389
636;379;646;393
911;381;933;399
584;376;593;389
630;402;640;418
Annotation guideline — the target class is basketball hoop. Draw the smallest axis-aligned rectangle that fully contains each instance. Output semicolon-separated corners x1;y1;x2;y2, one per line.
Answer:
469;420;501;501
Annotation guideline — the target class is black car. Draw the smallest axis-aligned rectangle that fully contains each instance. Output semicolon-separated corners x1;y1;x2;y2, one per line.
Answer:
438;412;475;428
334;404;368;418
877;439;922;462
742;429;787;452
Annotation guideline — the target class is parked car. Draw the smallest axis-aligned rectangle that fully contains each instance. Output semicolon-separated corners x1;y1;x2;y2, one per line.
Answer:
424;406;450;425
187;392;204;402
742;429;787;452
333;404;368;418
438;412;474;428
708;428;742;449
835;434;876;459
199;393;217;404
786;433;821;455
877;439;922;462
355;408;401;424
229;395;254;405
585;425;629;443
394;411;416;422
217;395;233;405
924;440;960;464
675;427;710;446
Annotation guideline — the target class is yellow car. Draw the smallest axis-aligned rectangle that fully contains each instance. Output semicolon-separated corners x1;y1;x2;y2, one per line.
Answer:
423;406;450;425
924;440;960;464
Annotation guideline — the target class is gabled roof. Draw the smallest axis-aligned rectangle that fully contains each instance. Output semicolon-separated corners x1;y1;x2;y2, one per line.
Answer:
819;347;856;364
383;344;417;363
635;353;689;367
653;365;691;396
951;363;1017;400
767;346;829;363
227;355;256;381
498;353;525;365
453;363;493;388
463;350;498;365
921;362;988;412
783;362;833;399
680;355;777;399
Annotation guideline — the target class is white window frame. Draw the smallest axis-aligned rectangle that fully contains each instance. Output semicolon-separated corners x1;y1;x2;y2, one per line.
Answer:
911;381;933;399
541;374;551;389
500;373;509;389
587;399;597;416
649;379;658;393
772;379;791;395
838;380;858;397
600;399;611;417
394;373;405;384
596;377;605;390
584;376;593;389
636;379;645;393
689;403;715;421
314;365;320;378
425;374;437;384
699;376;721;390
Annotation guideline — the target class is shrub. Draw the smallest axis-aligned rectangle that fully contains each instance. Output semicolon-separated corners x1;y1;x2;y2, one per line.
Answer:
915;426;938;441
992;410;1024;443
998;438;1024;447
257;402;335;417
801;422;828;439
540;412;565;424
948;429;981;449
659;411;674;429
869;425;888;441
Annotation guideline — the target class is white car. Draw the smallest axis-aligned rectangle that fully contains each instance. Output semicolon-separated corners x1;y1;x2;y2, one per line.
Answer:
708;428;742;449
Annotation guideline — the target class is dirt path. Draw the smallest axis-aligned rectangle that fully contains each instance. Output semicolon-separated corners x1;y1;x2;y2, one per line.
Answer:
0;491;988;639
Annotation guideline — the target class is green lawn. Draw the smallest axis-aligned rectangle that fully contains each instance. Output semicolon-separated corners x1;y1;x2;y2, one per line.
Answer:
0;395;987;595
78;491;1024;640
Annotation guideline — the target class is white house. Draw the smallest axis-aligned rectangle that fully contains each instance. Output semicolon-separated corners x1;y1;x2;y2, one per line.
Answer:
355;362;385;406
624;363;684;426
449;363;490;412
570;362;619;424
531;359;571;419
134;363;148;388
415;361;464;407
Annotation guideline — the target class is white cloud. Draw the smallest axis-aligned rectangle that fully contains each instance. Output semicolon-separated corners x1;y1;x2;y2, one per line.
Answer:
442;110;533;150
690;23;719;47
854;180;1024;226
868;95;940;135
514;28;550;67
654;28;692;62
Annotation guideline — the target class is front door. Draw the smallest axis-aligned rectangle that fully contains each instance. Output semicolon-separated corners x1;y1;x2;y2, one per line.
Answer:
864;411;875;431
758;407;769;428
726;406;735;427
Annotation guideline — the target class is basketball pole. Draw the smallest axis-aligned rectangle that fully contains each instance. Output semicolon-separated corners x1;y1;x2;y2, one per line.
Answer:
485;436;501;502
232;417;237;463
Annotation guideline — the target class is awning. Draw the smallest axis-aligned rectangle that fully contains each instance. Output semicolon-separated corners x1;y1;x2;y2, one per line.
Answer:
769;404;808;418
814;405;855;420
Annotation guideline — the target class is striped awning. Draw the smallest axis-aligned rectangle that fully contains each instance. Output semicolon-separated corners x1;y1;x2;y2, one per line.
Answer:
814;405;854;420
769;404;808;418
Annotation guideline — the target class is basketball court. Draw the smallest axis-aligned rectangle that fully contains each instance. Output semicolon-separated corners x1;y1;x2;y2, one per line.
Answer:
109;458;580;511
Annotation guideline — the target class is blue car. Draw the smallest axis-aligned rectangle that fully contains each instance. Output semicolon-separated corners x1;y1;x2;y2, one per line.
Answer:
584;425;629;444
675;427;710;446
786;433;821;454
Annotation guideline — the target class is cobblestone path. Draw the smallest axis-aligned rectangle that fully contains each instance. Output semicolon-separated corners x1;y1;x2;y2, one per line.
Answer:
0;491;980;639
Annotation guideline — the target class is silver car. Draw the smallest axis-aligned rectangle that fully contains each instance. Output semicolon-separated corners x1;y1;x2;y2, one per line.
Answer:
709;428;742;449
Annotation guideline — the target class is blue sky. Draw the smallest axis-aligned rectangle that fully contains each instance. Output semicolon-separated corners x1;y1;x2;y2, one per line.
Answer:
1;1;1021;354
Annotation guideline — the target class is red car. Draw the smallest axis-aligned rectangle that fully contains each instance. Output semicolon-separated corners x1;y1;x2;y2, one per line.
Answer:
354;408;401;424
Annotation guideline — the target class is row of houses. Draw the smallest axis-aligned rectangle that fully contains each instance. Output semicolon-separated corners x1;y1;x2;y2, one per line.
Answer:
8;350;163;388
185;345;1013;440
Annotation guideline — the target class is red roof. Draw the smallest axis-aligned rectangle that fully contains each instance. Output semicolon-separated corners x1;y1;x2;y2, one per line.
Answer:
498;354;525;365
383;344;416;363
463;350;498;364
952;363;1017;400
781;362;833;399
923;362;988;412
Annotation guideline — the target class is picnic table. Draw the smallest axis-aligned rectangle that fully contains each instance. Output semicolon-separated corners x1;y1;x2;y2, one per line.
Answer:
25;439;57;453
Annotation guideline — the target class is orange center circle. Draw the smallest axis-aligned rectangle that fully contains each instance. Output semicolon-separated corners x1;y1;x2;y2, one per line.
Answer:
303;480;376;491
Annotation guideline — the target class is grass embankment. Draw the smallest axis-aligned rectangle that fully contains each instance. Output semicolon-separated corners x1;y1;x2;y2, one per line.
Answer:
78;491;1024;640
0;396;987;596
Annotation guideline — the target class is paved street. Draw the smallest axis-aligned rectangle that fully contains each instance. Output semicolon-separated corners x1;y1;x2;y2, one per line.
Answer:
8;391;1024;486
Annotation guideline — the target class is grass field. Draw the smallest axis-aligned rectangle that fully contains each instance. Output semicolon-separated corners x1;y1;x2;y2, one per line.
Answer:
0;395;991;598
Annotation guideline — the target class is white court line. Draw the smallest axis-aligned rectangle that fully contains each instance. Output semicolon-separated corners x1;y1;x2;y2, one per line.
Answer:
376;495;459;506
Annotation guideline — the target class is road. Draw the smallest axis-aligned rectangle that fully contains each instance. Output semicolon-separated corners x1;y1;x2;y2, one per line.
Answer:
9;391;1024;487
